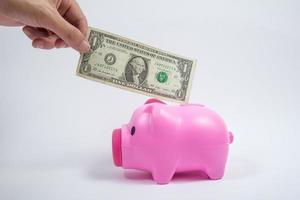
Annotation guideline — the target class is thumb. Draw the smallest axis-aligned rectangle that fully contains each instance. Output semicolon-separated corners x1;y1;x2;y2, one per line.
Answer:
43;12;90;53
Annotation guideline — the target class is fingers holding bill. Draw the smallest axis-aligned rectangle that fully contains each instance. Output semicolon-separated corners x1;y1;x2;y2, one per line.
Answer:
23;26;49;39
23;26;67;49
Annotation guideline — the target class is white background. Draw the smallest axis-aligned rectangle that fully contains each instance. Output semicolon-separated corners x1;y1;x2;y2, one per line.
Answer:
0;0;299;199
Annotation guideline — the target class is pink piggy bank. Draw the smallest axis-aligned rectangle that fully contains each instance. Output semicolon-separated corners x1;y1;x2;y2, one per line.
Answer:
112;98;233;184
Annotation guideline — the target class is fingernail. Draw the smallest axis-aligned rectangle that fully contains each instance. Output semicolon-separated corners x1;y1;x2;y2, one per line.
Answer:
56;42;67;49
34;41;44;49
78;40;90;52
23;28;31;37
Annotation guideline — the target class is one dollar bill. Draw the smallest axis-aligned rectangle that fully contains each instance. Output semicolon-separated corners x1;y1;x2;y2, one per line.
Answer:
76;27;197;103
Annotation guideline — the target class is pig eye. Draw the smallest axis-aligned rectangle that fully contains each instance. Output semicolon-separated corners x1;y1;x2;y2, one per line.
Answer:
130;126;136;136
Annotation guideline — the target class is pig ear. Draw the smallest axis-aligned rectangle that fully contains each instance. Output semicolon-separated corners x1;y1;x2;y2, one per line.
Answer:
144;98;166;105
144;104;155;114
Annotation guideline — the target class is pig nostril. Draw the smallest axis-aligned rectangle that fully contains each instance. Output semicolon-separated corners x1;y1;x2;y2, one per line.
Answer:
131;126;136;136
112;129;122;167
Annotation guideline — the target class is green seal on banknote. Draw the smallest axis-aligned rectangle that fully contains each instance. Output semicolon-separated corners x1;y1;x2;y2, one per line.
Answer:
156;71;168;83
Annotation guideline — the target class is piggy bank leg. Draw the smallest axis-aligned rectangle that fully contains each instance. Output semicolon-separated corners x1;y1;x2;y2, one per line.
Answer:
151;164;177;184
203;147;229;180
206;166;225;180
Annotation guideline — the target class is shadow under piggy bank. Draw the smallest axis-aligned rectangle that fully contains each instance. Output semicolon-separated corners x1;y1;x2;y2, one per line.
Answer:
87;154;215;184
87;154;260;184
124;170;210;184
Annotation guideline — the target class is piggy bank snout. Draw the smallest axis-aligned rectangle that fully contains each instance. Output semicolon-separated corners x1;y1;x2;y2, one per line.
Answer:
112;129;122;167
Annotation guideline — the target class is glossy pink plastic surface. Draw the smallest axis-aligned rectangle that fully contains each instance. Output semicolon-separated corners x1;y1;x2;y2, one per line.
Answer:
112;98;234;184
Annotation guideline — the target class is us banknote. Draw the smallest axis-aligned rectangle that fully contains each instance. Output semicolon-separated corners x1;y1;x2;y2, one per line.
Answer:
76;27;197;103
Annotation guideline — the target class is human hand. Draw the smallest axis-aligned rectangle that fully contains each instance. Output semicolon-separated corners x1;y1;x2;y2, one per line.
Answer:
0;0;90;53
